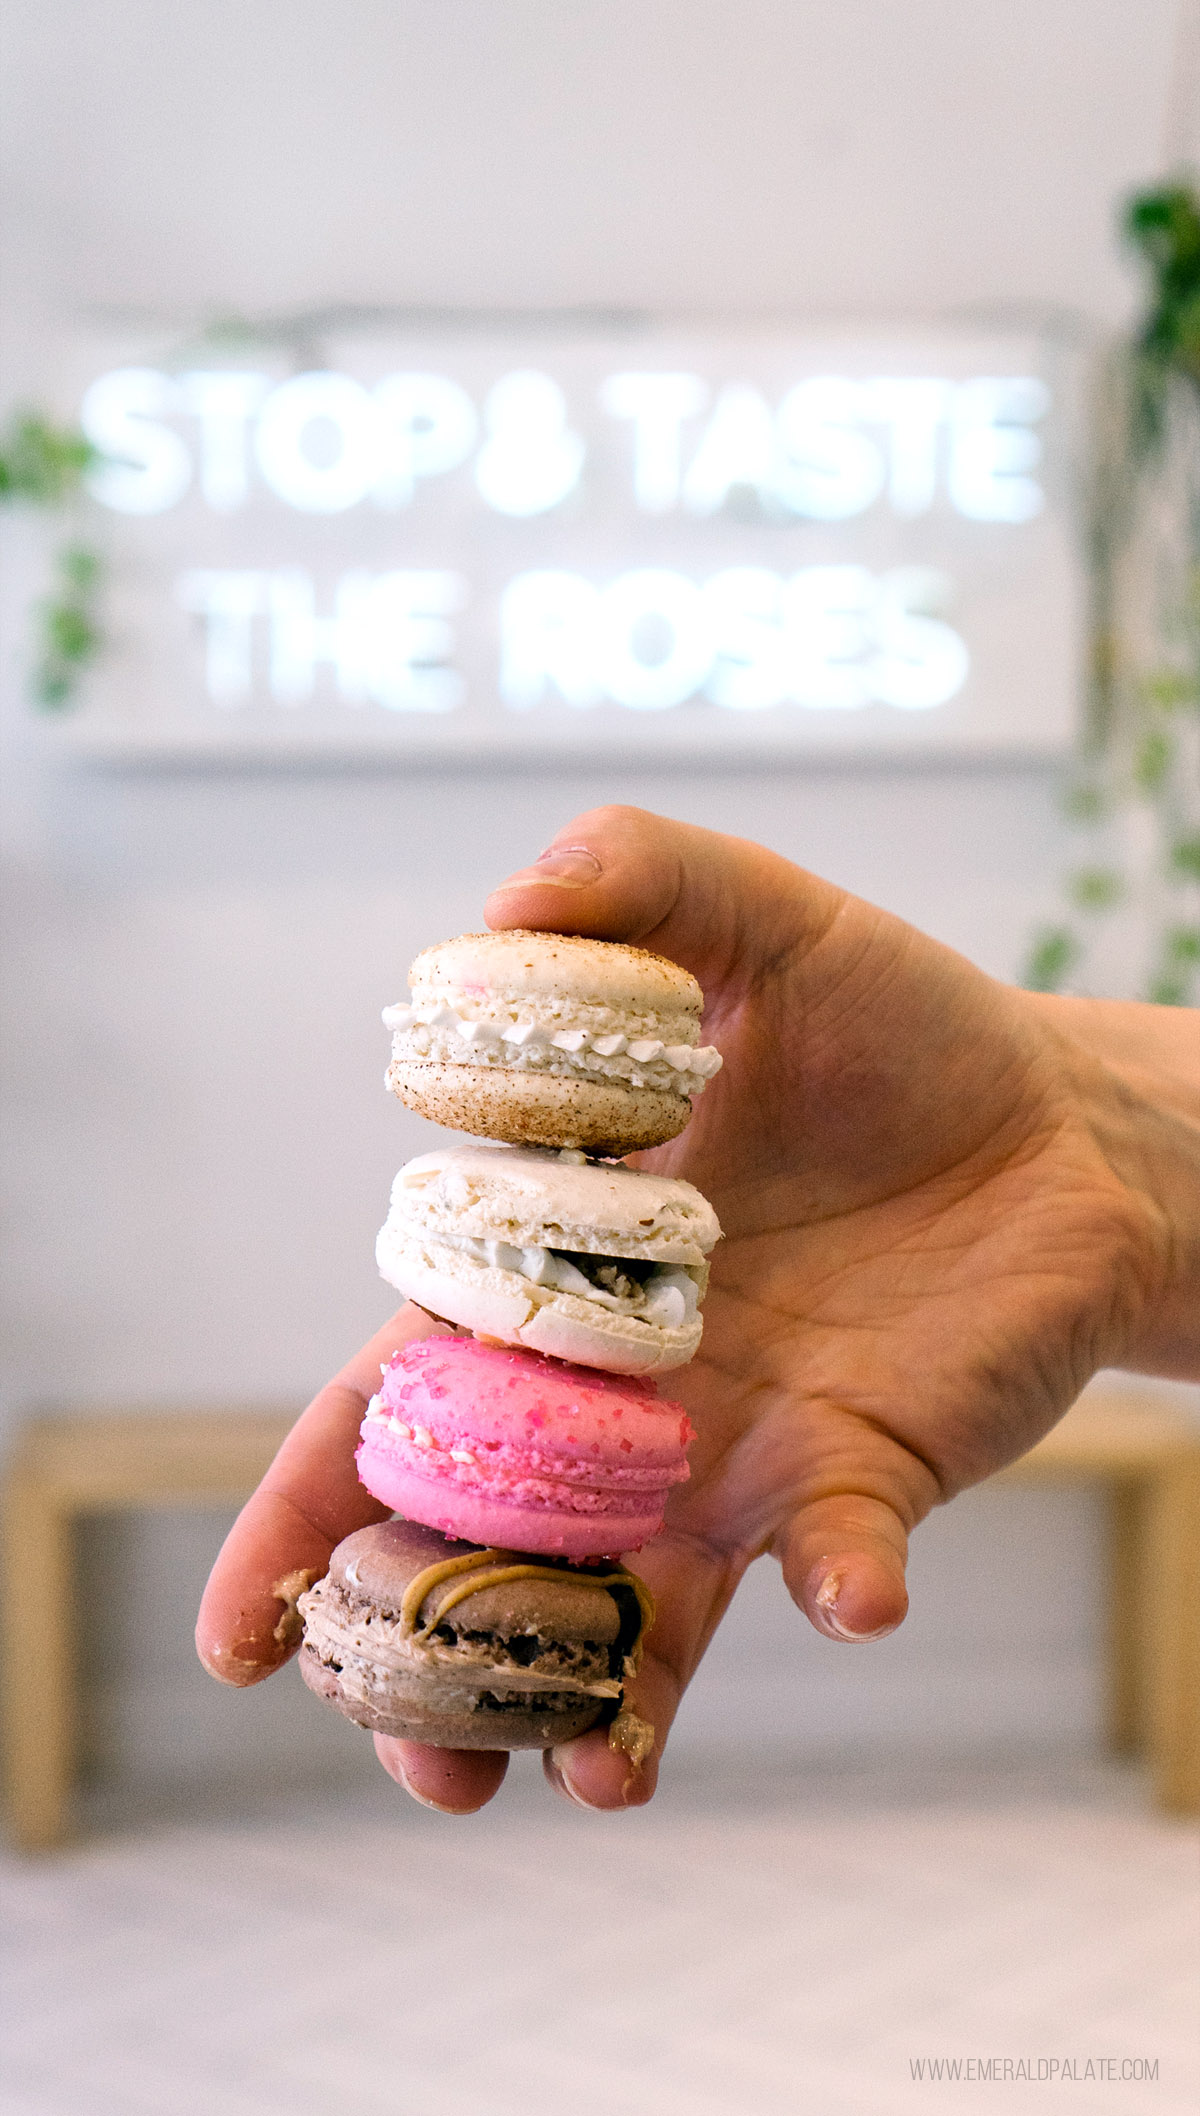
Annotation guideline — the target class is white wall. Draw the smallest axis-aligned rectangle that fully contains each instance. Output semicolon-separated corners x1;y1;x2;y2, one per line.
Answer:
0;1;1180;323
0;1;1190;1787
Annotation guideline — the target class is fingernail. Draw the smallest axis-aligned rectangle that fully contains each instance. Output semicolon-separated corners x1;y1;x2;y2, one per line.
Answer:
545;1750;602;1810
495;846;603;890
814;1569;897;1643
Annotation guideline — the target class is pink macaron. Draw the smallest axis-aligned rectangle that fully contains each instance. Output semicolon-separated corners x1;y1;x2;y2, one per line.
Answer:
356;1336;694;1559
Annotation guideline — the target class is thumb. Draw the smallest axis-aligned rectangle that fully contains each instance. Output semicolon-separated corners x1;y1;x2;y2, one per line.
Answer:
541;1527;746;1811
775;1492;910;1643
484;803;842;996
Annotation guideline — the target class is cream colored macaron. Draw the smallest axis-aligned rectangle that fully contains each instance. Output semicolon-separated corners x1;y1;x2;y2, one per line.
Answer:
383;930;722;1154
376;1141;721;1375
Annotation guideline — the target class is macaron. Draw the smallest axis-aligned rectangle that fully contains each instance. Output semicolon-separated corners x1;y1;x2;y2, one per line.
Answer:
356;1335;694;1558
383;930;722;1155
376;1141;721;1375
298;1518;653;1750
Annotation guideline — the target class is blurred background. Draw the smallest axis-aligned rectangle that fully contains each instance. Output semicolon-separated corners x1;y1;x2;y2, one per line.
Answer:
2;7;1199;2113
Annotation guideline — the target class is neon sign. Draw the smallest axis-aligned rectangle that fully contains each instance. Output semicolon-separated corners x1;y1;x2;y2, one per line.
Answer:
61;329;1079;757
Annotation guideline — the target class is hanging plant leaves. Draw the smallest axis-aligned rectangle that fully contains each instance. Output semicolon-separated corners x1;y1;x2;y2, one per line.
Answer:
1166;924;1200;963
1023;928;1080;992
1061;782;1107;823
1026;181;1200;1005
1133;728;1172;790
1169;833;1200;881
0;409;105;710
1126;187;1200;388
0;413;95;504
1067;867;1124;912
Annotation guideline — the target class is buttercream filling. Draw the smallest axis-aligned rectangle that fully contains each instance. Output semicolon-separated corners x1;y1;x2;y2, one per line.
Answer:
383;993;721;1097
300;1587;622;1698
426;1233;702;1329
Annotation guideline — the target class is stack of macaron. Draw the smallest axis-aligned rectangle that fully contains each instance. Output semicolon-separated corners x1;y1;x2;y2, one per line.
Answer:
299;930;722;1762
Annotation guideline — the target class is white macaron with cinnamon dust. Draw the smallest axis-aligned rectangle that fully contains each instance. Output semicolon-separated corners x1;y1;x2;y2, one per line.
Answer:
383;930;722;1155
376;1140;722;1375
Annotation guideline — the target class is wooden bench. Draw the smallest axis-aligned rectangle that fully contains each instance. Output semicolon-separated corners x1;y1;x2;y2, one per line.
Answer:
995;1384;1200;1814
2;1407;295;1851
3;1387;1199;1849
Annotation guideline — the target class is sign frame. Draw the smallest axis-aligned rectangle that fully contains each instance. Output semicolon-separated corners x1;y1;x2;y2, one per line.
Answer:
29;322;1086;765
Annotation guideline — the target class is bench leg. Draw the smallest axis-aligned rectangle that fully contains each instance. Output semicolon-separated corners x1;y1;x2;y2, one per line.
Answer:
1143;1461;1200;1815
2;1479;75;1850
1106;1483;1145;1754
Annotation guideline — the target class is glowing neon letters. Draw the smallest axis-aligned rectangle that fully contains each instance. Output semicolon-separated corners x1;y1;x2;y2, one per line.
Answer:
175;565;967;713
500;566;967;714
77;344;1057;736
82;365;1048;522
176;569;466;710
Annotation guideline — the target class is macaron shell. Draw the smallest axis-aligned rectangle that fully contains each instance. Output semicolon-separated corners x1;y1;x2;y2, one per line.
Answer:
382;1245;538;1343
319;1517;621;1642
386;1059;689;1154
409;929;702;1014
376;1233;703;1375
357;1336;693;1557
299;1646;606;1748
385;1142;721;1263
352;1449;669;1559
517;1293;701;1375
368;1336;690;1458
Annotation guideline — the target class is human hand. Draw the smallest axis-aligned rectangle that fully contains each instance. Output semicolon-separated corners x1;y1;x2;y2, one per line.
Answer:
198;806;1191;1815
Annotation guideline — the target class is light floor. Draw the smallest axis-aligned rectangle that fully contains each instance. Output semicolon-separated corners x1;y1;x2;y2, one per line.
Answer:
2;1753;1197;2116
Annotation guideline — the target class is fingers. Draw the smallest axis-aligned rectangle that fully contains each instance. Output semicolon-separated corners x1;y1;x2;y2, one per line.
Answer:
373;1738;509;1814
195;1305;443;1685
483;804;842;994
774;1491;911;1643
542;1641;680;1811
542;1525;746;1813
363;1528;741;1820
532;1473;914;1814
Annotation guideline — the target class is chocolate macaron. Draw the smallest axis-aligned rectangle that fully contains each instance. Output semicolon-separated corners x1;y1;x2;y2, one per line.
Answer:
298;1518;653;1751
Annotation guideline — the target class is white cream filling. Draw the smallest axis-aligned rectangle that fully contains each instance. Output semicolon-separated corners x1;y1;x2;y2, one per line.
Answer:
382;997;721;1096
430;1232;701;1328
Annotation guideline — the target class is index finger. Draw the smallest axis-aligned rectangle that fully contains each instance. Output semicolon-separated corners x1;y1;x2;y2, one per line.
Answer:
195;1304;442;1686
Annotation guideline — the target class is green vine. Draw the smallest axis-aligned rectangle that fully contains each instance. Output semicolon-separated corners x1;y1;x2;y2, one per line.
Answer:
1025;183;1200;1005
0;410;105;709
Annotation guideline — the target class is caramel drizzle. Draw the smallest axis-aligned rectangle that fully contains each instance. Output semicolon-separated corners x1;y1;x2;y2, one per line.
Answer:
397;1546;655;1655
